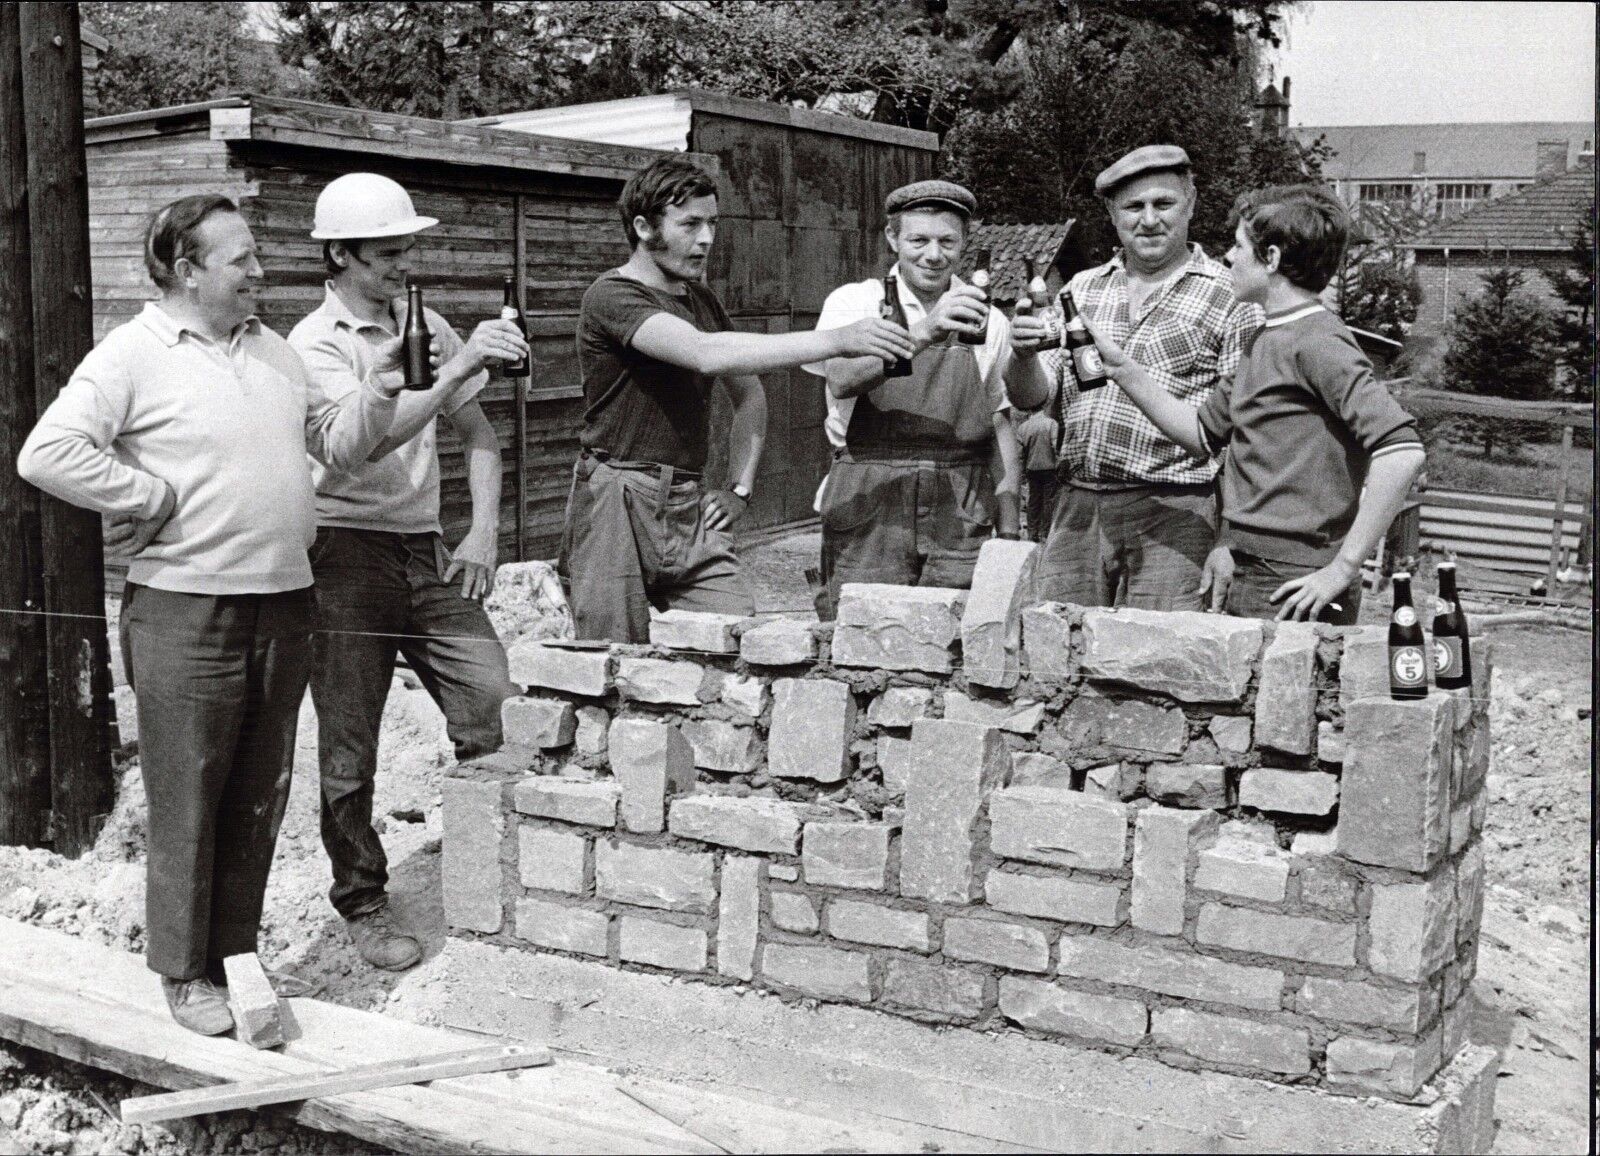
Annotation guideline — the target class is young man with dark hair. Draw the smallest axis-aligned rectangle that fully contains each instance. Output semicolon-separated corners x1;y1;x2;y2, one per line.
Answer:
1079;183;1425;623
18;194;403;1034
563;154;915;641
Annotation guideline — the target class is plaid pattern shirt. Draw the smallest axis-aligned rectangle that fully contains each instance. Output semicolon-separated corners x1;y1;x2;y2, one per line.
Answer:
1051;244;1262;486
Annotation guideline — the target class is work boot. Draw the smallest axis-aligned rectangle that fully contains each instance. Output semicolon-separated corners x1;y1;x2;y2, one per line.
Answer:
345;907;421;971
161;977;234;1036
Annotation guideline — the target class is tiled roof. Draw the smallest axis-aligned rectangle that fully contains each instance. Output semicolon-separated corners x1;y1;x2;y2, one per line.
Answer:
1407;159;1595;251
958;222;1074;300
1292;122;1593;181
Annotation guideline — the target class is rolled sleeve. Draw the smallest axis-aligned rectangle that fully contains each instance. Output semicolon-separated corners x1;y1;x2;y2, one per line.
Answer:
1298;329;1421;453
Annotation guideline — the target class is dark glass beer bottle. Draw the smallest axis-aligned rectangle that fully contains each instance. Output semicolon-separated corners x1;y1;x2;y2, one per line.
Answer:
499;275;529;378
880;269;913;378
1388;571;1428;699
1431;561;1472;690
1061;289;1108;391
1024;255;1051;311
402;284;433;391
960;247;991;346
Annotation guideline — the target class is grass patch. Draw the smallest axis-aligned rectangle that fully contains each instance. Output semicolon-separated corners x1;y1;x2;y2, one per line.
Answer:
1425;437;1593;503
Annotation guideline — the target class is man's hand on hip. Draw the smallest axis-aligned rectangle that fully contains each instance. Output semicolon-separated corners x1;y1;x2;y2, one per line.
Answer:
701;488;749;532
1197;545;1234;613
105;486;176;559
444;526;498;600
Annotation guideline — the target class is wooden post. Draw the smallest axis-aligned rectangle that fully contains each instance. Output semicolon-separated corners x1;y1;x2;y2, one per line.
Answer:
18;2;112;857
1545;423;1574;592
512;191;528;562
0;5;52;848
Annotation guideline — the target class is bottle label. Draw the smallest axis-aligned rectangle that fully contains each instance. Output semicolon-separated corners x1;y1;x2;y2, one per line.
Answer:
501;306;518;320
1075;345;1104;378
1391;646;1426;686
1436;597;1453;616
1393;606;1417;628
1434;635;1463;678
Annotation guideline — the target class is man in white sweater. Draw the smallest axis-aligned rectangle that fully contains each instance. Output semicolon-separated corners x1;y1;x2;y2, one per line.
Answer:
18;194;402;1035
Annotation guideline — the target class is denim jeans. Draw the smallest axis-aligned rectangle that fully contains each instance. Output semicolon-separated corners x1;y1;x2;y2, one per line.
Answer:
309;527;514;919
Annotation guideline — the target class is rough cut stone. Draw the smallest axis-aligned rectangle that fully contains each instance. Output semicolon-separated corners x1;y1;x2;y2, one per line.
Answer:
1456;842;1485;947
668;795;806;854
1369;873;1457;982
619;917;708;971
877;736;912;797
942;917;1050;973
1131;807;1219;936
961;539;1039;689
720;674;767;718
514;897;608;956
1338;625;1389;711
1058;936;1283;1011
502;696;576;749
608;718;695;834
518;827;586;894
802;822;891;890
984;870;1124;927
1239;768;1340;816
770;891;819;933
881;959;985;1019
1299;861;1358;914
1194;837;1291;902
1255;623;1318;754
1010;752;1076;791
508;639;611;697
826;900;930;950
574;705;609;755
1208;715;1253;754
1059;691;1186;756
648;608;744;653
1195;903;1357;966
1455;716;1491;799
768;678;854;782
1152;1008;1310;1075
1021;602;1077;681
900;720;1008;903
1297;977;1438;1033
681;719;756;773
1326;1031;1444;1098
739;618;817;666
767;863;800;882
1145;763;1227;809
868;687;934;728
999;978;1148;1046
1317;721;1344;764
761;943;871;1001
1081;609;1262;703
1339;695;1453;871
717;856;761;980
442;778;503;933
943;691;1045;734
989;787;1128;871
614;657;707;705
594;840;715;912
831;584;965;673
1291;829;1339;857
513;778;619;827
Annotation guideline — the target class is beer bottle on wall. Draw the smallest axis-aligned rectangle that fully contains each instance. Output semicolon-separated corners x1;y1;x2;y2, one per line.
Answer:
499;275;529;378
1061;289;1108;391
880;269;913;378
1388;571;1428;699
1431;561;1472;691
960;248;991;346
403;284;433;391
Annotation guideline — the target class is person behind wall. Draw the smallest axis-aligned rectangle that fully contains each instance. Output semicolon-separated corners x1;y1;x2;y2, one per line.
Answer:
561;154;915;641
288;173;530;973
17;194;406;1035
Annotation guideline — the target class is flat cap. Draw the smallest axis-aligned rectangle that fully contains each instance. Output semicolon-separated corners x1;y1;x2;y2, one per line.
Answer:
1094;144;1192;197
886;179;977;218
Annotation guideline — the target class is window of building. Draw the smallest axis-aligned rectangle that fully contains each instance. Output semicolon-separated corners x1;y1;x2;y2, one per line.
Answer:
1358;183;1416;202
1434;182;1492;217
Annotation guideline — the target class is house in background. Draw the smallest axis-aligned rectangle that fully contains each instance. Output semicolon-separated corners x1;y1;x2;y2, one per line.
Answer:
957;222;1093;308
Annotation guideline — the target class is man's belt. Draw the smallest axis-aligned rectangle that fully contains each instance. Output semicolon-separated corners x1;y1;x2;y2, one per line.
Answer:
840;445;988;467
581;448;703;483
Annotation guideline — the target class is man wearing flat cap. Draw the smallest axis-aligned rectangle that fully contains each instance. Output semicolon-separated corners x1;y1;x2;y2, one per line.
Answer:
804;179;1021;617
1007;145;1262;610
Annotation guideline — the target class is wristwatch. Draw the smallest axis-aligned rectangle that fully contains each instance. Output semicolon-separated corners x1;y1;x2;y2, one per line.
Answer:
731;482;752;502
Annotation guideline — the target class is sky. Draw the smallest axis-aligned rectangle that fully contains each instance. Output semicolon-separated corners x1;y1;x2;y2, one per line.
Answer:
1271;1;1596;126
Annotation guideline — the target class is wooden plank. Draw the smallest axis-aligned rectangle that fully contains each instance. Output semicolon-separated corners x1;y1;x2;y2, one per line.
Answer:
514;191;530;561
222;953;284;1051
1390;383;1593;427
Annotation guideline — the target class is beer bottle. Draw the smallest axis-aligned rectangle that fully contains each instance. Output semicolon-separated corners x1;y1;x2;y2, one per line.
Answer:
499;275;529;378
880;269;913;378
1024;254;1051;311
1431;561;1472;691
402;284;433;391
1388;571;1428;699
1061;289;1108;391
959;247;991;346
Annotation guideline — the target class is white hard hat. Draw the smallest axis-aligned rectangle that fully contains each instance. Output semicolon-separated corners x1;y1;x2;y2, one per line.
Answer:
310;173;439;240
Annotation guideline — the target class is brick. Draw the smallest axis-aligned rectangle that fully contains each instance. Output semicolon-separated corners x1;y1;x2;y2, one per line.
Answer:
681;719;756;773
1021;602;1076;680
1059;936;1283;1011
1146;763;1227;809
943;691;1045;734
1131;807;1219;936
867;687;933;728
1369;873;1456;982
1195;837;1291;902
831;584;965;674
717;856;762;980
1338;625;1389;712
574;706;609;755
1059;691;1186;756
900;720;1008;903
1339;695;1453;871
619;917;708;971
1326;1031;1444;1098
881;959;986;1019
770;891;819;933
1255;623;1318;754
720;674;767;718
877;736;912;796
984;870;1124;927
1208;715;1253;754
502;696;576;749
942;917;1050;972
1456;842;1485;946
769;678;854;782
827;900;930;950
739;618;817;666
442;778;503;933
961;539;1040;689
594;840;715;912
648;608;744;653
761;943;872;1001
1152;1008;1310;1075
512;778;619;827
669;795;806;854
1196;904;1357;966
1081;608;1261;703
1297;977;1439;1033
608;718;696;834
990;787;1128;871
1239;769;1340;816
803;822;891;890
518;827;586;893
1010;752;1075;790
514;897;608;956
999;978;1147;1046
1317;721;1344;764
615;657;708;705
507;639;610;697
1299;861;1358;914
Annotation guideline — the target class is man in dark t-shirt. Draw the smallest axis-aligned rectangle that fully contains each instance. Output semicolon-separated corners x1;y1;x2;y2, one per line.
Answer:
562;155;915;641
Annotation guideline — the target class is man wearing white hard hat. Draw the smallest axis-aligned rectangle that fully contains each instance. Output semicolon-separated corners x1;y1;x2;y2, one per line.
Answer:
289;172;529;971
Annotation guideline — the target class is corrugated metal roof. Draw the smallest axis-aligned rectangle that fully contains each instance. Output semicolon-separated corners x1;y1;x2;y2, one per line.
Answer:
1407;158;1595;251
465;93;693;152
957;222;1074;301
1293;122;1594;180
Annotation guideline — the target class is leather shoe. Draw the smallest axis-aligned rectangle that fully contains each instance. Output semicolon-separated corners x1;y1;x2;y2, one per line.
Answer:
346;907;422;971
161;977;234;1036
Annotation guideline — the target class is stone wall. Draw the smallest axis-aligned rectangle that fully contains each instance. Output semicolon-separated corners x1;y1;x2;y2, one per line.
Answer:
441;543;1492;1101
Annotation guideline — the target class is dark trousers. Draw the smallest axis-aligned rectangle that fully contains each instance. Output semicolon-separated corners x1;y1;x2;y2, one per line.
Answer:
309;527;514;920
1224;551;1362;625
1024;470;1060;542
119;583;312;981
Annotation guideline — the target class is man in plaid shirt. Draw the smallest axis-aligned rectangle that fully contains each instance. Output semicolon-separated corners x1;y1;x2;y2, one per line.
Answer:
1007;145;1262;610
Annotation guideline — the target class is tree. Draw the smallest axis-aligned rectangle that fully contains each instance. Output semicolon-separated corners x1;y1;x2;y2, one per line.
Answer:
1437;266;1557;459
1543;199;1595;400
1338;261;1421;345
